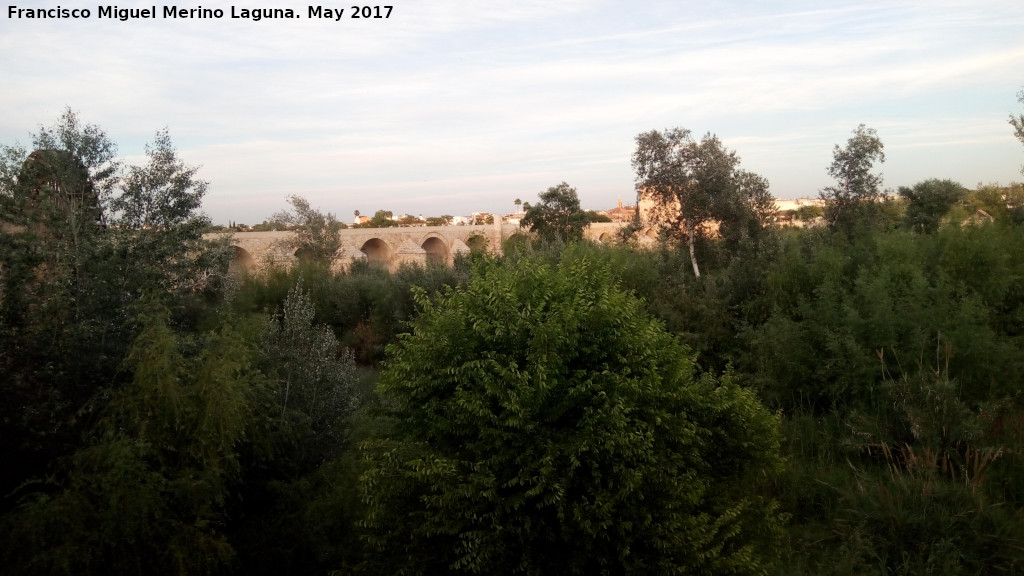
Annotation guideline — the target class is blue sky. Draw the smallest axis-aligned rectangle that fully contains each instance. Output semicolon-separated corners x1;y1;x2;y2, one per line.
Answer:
2;0;1022;224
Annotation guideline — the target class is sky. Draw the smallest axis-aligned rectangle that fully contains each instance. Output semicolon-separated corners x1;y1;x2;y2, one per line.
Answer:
2;0;1023;225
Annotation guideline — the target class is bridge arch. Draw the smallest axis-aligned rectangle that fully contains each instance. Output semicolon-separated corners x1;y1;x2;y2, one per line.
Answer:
420;234;448;264
229;245;256;274
360;238;392;267
466;233;488;254
205;223;628;273
294;246;315;262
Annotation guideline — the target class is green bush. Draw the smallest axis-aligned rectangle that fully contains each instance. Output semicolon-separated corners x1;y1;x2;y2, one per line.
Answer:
360;255;785;575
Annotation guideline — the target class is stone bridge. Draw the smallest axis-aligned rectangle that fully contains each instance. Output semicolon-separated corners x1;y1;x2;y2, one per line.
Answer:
207;221;634;273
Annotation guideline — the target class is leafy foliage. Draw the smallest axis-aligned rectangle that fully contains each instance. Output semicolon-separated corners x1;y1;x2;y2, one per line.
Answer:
231;256;473;365
109;128;227;296
271;194;344;264
632;128;772;277
1;306;262;575
898;179;966;233
261;279;357;467
425;214;454;226
7;107;1024;576
955;182;1024;225
359;209;398;228
0;113;227;506
521;181;590;245
819;124;885;230
361;255;785;575
1011;89;1024;174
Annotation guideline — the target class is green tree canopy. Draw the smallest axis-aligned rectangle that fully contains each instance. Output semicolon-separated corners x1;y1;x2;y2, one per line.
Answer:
425;214;454;226
898;179;967;233
110;128;225;295
260;279;357;468
632;128;773;278
1011;88;1024;174
520;181;590;245
1;304;264;575
819;124;885;230
361;256;784;575
360;209;397;228
0;110;230;519
0;111;121;499
271;195;343;264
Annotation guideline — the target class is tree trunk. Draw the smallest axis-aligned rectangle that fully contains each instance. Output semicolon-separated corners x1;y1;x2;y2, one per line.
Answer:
686;221;701;278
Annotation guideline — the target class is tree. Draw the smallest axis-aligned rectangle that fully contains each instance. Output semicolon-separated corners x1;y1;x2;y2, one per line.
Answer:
632;128;770;278
109;128;225;295
958;182;1024;225
1;108;119;213
0;109;118;302
1;112;234;523
1012;89;1024;175
520;181;589;244
514;197;522;213
735;170;776;227
361;256;785;575
261;279;357;467
361;209;397;228
0;110;121;501
820;124;885;230
426;215;454;227
721;168;776;249
271;195;342;264
1;304;265;576
898;179;967;233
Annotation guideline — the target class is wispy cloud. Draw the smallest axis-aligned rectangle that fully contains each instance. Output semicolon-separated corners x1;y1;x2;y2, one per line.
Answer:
2;0;1023;221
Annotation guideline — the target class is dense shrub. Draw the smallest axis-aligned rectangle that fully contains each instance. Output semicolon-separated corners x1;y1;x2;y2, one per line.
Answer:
360;255;785;575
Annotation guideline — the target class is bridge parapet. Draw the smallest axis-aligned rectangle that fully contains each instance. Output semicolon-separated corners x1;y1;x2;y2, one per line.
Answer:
207;221;633;273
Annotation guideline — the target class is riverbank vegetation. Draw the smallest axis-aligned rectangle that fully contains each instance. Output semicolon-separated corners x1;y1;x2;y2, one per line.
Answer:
3;108;1024;575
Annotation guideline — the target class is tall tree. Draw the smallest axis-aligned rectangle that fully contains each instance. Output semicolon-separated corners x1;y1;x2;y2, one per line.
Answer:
261;279;357;467
721;168;776;248
632;128;769;278
1012;88;1024;175
0;110;118;315
0;110;122;501
1;112;230;517
109;128;225;296
820;124;885;230
520;181;589;244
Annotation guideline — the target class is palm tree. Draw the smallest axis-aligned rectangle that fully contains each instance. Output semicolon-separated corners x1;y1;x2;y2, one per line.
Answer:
514;198;522;213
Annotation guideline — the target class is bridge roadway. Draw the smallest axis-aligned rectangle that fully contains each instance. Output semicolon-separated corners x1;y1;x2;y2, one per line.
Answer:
207;221;635;272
